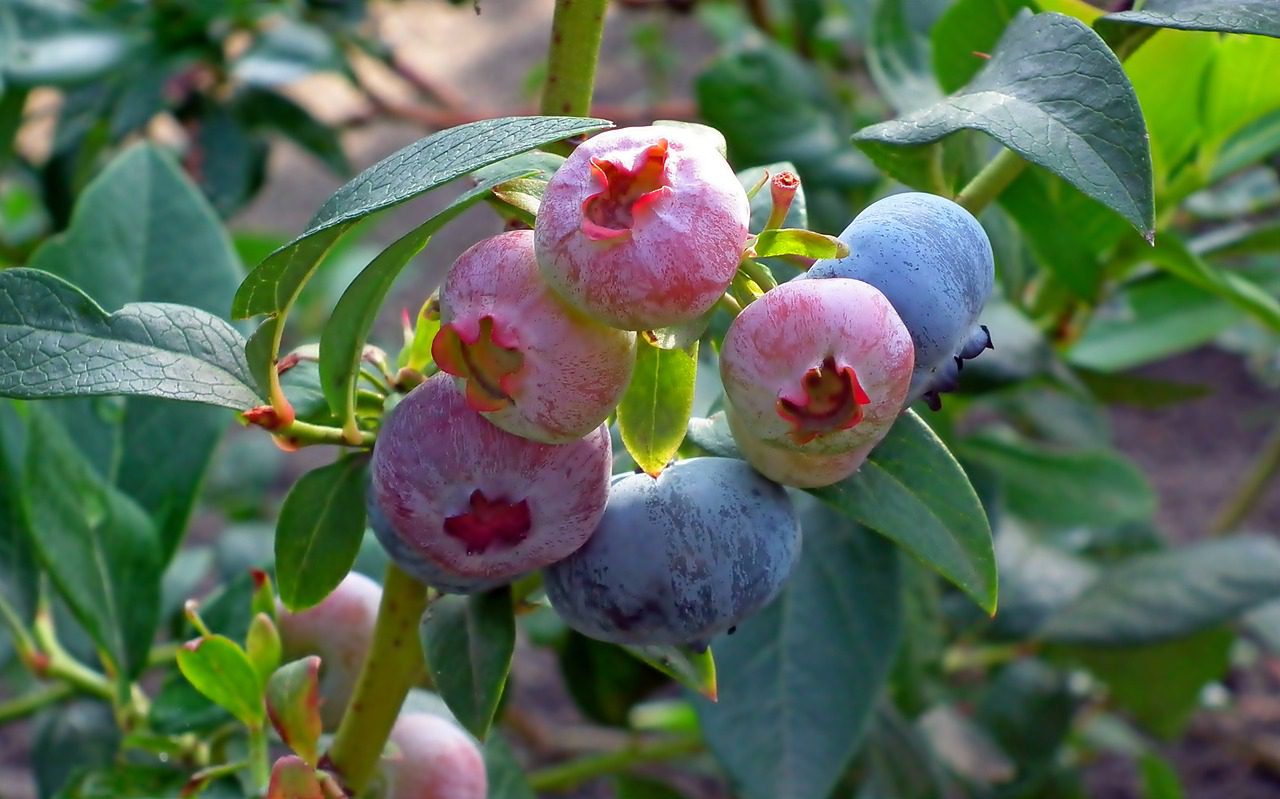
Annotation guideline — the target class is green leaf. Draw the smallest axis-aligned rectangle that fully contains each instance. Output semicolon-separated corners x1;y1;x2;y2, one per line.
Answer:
484;733;536;799
1140;753;1187;799
856;12;1155;237
1199;33;1280;174
397;295;441;372
1040;536;1280;646
233;20;344;87
614;775;690;799
275;455;370;612
558;633;670;725
318;166;537;424
0;400;36;623
0;268;259;410
617;339;698;477
232;116;611;319
1142;235;1280;330
695;495;903;799
1057;627;1233;738
752;228;848;259
420;587;516;740
266;755;325;799
234;87;348;175
1099;0;1280;37
0;0;136;88
176;634;265;727
33;700;120;799
266;657;323;766
866;0;946;112
959;433;1156;529
931;0;1034;93
21;408;160;683
1124;29;1218;186
246;612;282;688
23;143;246;560
622;643;718;701
686;411;996;613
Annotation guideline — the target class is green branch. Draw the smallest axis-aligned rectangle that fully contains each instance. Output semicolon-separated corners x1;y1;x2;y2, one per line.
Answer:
541;0;609;120
954;148;1028;217
1212;421;1280;536
0;683;74;723
325;564;431;794
528;734;705;792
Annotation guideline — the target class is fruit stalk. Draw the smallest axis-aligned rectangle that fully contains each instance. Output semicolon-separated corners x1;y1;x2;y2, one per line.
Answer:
1212;420;1280;536
526;733;704;791
541;0;609;118
954;148;1027;216
325;564;431;794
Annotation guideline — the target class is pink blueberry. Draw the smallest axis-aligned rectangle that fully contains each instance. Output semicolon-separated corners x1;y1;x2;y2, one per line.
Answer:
381;713;487;799
534;125;750;331
432;230;636;444
371;374;611;582
720;278;914;455
727;404;873;488
276;572;381;730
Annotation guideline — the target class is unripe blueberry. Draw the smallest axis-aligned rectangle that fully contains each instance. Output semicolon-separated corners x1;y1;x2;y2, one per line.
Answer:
367;496;505;595
432;230;636;443
719;279;914;456
727;404;872;488
380;713;486;799
544;458;800;648
535;126;750;330
800;192;995;406
276;572;380;730
371;374;611;583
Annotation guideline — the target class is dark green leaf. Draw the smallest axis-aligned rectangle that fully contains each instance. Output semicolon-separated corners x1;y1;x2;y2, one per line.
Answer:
266;657;323;766
318;166;536;422
232;116;611;319
695;495;903;799
192;106;266;217
993;523;1099;639
176;635;265;727
420;587;515;740
617;340;697;477
1040;536;1280;645
21;408;160;683
866;0;946;112
932;0;1034;93
614;775;690;799
0;268;259;409
856;12;1155;236
959;433;1156;529
233;20;343;87
0;0;135;88
234;87;348;175
0;400;36;622
275;455;370;612
33;700;119;799
1099;0;1280;38
752;229;848;259
861;705;953;799
484;733;536;799
559;633;669;725
1058;627;1232;738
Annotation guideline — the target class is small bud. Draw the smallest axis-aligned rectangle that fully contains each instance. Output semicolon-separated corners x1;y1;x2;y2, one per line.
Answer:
765;171;800;231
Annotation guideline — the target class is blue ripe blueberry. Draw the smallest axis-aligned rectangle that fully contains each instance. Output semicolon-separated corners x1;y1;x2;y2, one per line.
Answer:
543;458;801;648
800;192;994;409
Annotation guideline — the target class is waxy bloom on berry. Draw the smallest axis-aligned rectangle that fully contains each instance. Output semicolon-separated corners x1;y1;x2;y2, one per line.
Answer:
720;279;914;455
432;230;635;443
370;375;611;582
727;404;873;488
534;126;750;331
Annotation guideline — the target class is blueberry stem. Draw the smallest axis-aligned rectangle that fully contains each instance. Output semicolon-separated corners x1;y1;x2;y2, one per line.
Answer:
1212;420;1280;536
325;564;432;794
0;683;73;724
541;0;609;153
954;148;1027;216
526;732;705;791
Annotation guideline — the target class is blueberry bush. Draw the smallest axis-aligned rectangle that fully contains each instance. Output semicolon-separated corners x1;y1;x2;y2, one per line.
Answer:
3;1;1280;798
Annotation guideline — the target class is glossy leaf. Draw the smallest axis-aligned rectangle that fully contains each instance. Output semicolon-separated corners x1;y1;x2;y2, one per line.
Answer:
695;495;902;799
275;455;370;612
856;12;1155;237
232;116;611;319
617;340;698;477
0;268;259;409
21;408;161;684
623;643;718;701
266;657;323;766
1040;536;1280;645
420;587;515;740
687;411;996;613
176;635;265;727
752;228;848;259
319;166;536;423
960;433;1156;529
1099;0;1280;38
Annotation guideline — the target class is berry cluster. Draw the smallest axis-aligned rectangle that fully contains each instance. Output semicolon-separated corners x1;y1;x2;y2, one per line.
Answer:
369;126;994;648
